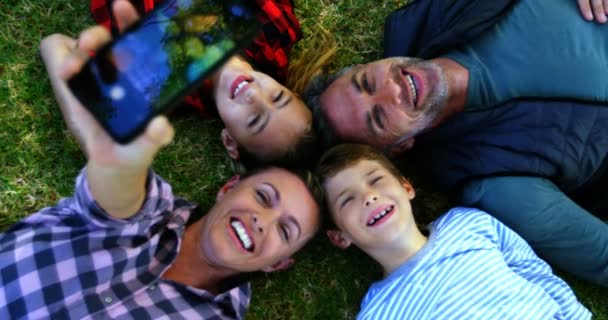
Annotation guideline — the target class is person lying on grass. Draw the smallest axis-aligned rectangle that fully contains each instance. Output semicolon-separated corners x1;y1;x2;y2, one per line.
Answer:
42;0;336;173
0;10;322;319
315;143;590;320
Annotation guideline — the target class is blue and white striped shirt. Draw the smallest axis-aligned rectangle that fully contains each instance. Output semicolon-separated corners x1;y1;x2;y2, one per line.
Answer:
358;208;591;320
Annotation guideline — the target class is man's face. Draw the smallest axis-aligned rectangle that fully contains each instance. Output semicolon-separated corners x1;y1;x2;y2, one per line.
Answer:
320;57;448;148
200;168;320;272
323;160;416;251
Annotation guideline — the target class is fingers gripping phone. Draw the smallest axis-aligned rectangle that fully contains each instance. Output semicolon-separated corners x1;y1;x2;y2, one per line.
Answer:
68;0;260;144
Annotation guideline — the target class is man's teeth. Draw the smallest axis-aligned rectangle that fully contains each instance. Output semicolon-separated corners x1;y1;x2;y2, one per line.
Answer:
231;220;253;250
368;206;394;226
406;74;417;105
233;80;249;98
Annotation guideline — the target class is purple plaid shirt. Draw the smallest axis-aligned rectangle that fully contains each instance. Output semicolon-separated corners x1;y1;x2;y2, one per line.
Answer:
0;170;251;319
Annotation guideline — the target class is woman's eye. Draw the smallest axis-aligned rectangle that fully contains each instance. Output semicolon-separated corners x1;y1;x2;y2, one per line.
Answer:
256;190;271;206
273;90;284;103
280;225;290;241
248;114;260;127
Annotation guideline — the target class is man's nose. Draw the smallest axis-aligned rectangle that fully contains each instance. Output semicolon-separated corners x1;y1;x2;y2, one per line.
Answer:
378;78;402;106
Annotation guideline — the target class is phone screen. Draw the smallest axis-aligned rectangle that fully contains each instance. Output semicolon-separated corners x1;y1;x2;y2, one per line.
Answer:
68;0;259;143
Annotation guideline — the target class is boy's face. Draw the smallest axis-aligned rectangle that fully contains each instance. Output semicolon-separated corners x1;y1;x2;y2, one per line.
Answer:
323;160;416;251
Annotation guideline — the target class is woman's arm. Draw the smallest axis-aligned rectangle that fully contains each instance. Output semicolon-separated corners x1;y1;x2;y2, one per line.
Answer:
40;0;174;219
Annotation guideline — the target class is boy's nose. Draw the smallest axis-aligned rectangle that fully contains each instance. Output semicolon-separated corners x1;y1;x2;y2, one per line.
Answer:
365;194;379;207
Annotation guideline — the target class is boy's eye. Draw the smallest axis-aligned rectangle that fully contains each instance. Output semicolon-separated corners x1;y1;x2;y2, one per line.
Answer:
256;190;271;207
370;176;383;185
340;196;354;209
273;90;284;103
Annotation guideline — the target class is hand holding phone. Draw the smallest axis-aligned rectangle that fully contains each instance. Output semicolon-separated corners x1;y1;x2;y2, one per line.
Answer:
41;2;174;171
68;0;260;144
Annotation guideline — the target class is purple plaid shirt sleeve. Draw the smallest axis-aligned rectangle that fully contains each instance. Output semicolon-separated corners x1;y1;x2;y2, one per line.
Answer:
0;169;251;319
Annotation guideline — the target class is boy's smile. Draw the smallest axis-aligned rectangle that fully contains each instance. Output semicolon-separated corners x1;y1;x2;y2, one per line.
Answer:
324;160;416;249
367;205;395;227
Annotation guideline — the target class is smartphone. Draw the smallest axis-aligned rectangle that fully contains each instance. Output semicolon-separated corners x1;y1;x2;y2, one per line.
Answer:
68;0;260;144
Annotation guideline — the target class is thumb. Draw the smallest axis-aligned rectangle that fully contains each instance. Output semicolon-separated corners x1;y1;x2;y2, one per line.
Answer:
143;116;174;147
123;116;174;164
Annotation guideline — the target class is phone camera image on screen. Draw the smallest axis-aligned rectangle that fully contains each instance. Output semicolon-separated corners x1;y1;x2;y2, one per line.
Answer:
68;0;259;143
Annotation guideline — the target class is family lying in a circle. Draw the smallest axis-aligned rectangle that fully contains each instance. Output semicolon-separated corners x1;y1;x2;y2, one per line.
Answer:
1;0;606;319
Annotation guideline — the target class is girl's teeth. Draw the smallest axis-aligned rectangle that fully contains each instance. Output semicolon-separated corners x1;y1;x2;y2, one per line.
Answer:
233;80;249;97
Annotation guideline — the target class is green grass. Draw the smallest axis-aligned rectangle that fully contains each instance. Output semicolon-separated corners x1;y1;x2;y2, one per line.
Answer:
0;0;606;319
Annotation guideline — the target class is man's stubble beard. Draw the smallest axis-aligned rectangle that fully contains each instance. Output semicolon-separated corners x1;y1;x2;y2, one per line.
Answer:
385;57;449;150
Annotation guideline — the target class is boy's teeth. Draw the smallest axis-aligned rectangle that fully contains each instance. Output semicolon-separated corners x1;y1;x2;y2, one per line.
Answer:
233;80;249;97
368;206;394;226
231;220;252;249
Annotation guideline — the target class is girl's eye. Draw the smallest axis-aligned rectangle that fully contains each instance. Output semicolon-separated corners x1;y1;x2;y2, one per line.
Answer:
370;176;383;185
256;190;271;207
248;114;260;127
273;90;284;103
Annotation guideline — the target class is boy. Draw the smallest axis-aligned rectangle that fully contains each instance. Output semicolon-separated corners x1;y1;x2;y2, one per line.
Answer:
315;144;591;319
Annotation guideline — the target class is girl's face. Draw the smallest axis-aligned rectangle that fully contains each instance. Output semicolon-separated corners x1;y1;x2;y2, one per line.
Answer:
213;57;312;160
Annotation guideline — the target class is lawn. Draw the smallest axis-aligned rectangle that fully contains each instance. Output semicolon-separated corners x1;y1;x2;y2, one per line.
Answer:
1;0;606;319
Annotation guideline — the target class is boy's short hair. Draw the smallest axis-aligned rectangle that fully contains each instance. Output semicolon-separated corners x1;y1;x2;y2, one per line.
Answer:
315;144;403;229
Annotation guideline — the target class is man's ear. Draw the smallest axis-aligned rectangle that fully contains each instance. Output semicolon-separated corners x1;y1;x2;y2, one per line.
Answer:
386;137;415;157
216;175;241;201
261;257;295;273
326;229;352;249
221;129;240;160
400;178;416;200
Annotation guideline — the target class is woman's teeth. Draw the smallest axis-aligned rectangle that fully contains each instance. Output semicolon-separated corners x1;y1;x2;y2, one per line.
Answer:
231;220;253;251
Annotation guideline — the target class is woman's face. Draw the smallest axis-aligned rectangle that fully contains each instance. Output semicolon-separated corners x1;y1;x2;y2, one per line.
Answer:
213;57;312;160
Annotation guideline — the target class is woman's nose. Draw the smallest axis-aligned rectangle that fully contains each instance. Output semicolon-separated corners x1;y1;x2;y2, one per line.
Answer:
252;215;264;233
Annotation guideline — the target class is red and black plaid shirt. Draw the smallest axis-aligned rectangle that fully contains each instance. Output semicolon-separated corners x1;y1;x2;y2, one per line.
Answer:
90;0;301;115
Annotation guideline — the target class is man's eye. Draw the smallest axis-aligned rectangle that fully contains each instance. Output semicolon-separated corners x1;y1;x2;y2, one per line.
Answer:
273;90;284;103
371;176;383;185
256;190;271;207
362;74;373;93
373;106;385;130
248;114;260;127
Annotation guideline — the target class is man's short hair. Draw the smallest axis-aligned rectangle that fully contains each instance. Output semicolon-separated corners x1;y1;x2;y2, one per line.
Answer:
315;143;403;229
301;67;353;150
